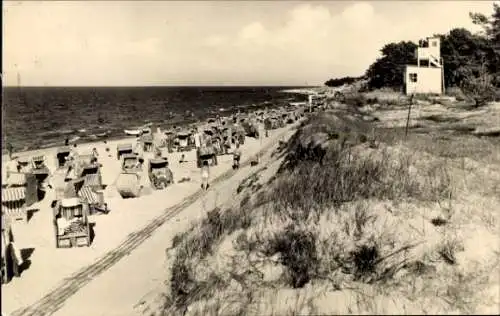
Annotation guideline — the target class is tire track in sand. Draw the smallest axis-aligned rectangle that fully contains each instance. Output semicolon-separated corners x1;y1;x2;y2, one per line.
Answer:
11;128;291;316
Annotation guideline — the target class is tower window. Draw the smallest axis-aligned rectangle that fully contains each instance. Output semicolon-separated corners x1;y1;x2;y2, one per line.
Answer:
409;73;418;83
431;41;437;47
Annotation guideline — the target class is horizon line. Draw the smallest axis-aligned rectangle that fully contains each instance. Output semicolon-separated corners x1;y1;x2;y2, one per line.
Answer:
2;84;321;88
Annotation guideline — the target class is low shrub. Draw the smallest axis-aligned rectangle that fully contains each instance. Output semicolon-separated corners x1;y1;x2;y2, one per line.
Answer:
460;71;496;107
170;257;196;310
343;93;368;107
264;224;319;288
350;243;380;280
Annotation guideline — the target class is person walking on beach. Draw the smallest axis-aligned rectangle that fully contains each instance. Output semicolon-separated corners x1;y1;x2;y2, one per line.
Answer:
179;154;186;164
194;128;201;149
68;144;78;161
6;142;13;160
224;136;231;154
201;160;210;190
233;143;242;169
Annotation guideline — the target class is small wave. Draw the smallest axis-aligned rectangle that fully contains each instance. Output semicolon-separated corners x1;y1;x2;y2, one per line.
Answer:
96;131;110;137
39;129;76;137
41;141;62;149
68;136;81;143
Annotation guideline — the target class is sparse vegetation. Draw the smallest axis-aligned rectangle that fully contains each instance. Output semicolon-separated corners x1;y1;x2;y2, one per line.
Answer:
151;106;499;316
460;62;497;107
263;225;319;288
342;93;368;107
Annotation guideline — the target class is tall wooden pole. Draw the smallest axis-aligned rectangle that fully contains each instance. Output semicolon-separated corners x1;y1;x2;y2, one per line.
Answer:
405;94;415;139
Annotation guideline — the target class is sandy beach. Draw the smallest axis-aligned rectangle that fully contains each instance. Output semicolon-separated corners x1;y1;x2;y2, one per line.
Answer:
1;121;297;316
4;1;500;315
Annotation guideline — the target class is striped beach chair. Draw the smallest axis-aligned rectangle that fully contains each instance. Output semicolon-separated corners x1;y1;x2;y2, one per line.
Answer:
78;186;108;215
1;187;28;223
53;176;84;200
83;173;102;190
56;147;71;169
53;197;91;248
141;134;154;152
77;156;103;190
16;157;30;173
3;171;38;203
78;186;103;205
5;173;27;187
117;143;133;160
31;155;45;169
77;154;95;166
31;155;50;183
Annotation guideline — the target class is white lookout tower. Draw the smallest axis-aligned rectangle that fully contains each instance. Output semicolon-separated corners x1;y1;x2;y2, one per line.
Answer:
404;36;444;95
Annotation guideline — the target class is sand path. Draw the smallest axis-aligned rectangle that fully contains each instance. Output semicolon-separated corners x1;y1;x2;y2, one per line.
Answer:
5;124;295;316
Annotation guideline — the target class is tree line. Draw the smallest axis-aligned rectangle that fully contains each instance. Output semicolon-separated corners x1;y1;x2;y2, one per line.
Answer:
324;76;363;88
325;3;500;99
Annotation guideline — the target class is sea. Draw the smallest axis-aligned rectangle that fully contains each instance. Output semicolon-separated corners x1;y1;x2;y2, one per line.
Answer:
2;86;309;153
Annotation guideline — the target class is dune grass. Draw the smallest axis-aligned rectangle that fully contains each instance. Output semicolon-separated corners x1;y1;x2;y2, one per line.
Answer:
156;109;499;316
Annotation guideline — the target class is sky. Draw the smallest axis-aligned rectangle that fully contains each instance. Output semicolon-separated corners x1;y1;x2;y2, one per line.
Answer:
2;0;498;86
